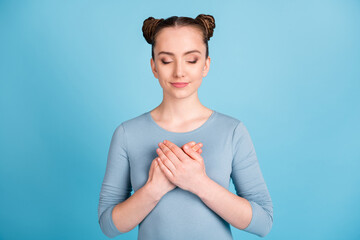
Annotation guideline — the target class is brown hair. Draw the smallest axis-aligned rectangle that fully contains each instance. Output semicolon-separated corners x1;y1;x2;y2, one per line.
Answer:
142;14;216;60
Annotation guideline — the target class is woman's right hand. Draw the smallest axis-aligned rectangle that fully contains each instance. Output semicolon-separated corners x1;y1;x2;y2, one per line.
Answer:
146;141;203;199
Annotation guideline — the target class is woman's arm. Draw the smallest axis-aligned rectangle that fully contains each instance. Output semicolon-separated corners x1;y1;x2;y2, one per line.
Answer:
99;124;166;237
111;182;162;233
193;121;273;237
112;141;203;234
99;123;203;237
193;176;253;230
98;124;134;238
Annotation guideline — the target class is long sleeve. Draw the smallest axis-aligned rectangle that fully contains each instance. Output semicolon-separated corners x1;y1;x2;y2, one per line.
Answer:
98;123;132;238
230;121;273;237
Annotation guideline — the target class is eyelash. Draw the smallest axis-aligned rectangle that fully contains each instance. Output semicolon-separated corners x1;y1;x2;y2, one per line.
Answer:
161;60;197;65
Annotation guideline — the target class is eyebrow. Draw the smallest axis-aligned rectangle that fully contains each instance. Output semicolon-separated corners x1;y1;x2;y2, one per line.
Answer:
158;50;201;56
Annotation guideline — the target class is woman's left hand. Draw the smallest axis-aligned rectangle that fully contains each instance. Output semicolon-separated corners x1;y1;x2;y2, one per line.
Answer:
156;139;208;194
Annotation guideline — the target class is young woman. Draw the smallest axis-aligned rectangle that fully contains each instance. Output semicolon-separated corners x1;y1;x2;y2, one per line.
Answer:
98;14;273;240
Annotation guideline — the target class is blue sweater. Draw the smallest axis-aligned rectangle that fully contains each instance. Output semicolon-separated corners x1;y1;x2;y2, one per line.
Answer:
98;110;273;239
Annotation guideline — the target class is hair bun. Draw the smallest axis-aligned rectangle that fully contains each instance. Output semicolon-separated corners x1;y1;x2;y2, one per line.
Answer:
195;14;216;40
142;17;164;44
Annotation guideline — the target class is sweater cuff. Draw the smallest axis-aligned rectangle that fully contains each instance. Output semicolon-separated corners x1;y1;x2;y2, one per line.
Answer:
243;200;272;237
99;205;124;238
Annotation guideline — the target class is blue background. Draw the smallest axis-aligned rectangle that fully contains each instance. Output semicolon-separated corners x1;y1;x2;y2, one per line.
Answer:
1;0;359;239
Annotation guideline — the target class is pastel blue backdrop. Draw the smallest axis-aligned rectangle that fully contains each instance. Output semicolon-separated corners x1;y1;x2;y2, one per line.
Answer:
1;1;359;239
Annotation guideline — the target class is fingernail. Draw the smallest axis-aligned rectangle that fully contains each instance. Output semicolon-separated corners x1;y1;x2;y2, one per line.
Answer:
163;140;167;144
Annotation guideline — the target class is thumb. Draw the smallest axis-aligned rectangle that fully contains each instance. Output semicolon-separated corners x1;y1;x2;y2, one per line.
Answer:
183;144;203;162
147;158;156;181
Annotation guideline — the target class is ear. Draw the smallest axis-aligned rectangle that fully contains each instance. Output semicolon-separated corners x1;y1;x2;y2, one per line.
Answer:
150;58;159;79
202;56;211;77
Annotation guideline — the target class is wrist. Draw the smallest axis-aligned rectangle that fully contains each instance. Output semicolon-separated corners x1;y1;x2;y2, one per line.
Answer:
191;175;212;198
144;182;164;202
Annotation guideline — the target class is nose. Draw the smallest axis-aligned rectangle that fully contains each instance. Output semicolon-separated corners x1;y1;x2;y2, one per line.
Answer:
174;60;184;78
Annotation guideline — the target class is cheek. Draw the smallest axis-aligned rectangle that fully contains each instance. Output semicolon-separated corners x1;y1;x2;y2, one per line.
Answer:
157;67;172;77
190;67;204;78
191;77;203;88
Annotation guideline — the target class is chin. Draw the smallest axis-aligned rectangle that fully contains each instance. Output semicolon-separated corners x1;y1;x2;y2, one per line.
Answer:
168;89;198;99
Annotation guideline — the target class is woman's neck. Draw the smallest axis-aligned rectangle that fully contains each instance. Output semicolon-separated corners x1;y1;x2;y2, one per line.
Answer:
150;95;212;124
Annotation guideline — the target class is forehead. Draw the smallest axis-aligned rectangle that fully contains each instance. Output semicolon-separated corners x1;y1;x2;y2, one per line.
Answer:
155;26;204;53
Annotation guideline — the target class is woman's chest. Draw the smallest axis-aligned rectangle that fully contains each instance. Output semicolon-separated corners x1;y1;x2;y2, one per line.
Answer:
127;134;234;192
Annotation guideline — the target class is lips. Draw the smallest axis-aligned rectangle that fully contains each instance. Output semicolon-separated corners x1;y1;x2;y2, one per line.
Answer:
171;82;189;88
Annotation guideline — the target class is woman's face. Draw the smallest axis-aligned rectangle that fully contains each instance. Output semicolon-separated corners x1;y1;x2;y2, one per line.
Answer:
150;26;211;99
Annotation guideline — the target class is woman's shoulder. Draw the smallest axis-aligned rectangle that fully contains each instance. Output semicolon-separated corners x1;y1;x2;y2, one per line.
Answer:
213;110;243;127
115;111;150;130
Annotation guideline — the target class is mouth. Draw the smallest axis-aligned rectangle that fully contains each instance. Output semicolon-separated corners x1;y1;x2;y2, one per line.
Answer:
171;82;189;88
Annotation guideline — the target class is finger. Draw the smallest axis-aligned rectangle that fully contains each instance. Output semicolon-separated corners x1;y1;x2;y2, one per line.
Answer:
163;140;189;162
156;147;177;173
184;141;201;151
183;144;203;162
159;142;182;167
157;157;174;181
191;142;203;152
183;141;195;149
186;142;202;154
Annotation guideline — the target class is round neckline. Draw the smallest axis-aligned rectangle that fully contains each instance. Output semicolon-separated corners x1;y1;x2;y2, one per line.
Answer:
146;110;217;135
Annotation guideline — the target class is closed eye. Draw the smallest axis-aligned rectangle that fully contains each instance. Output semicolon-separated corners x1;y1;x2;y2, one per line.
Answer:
161;60;197;64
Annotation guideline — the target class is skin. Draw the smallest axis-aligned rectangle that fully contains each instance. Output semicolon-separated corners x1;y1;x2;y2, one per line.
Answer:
112;25;252;233
149;25;213;132
112;141;203;233
146;141;203;197
151;25;252;230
